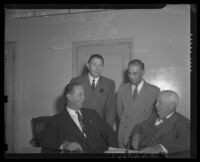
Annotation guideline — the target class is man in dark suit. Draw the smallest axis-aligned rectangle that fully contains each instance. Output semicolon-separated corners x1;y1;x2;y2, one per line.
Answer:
117;59;160;148
126;90;190;156
70;54;116;129
41;82;118;153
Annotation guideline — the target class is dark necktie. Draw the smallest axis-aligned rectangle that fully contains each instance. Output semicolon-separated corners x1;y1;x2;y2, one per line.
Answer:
133;85;138;101
91;79;95;91
76;111;85;134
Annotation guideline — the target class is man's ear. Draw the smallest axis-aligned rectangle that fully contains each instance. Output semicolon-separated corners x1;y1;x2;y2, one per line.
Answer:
169;102;176;110
86;63;89;70
67;93;71;101
142;70;145;77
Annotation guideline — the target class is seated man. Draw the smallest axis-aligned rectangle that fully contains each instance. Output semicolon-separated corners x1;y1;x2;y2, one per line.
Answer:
126;90;190;155
41;82;118;153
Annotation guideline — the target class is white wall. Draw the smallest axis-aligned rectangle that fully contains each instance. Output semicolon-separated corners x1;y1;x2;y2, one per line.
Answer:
5;5;190;152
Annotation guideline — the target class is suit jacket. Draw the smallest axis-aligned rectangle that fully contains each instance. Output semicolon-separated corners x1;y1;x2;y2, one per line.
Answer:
70;74;116;127
41;108;118;153
127;112;190;153
117;80;160;146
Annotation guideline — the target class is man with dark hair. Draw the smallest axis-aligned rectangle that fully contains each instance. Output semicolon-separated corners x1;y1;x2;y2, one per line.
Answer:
70;54;116;129
117;59;160;148
126;90;190;157
41;82;118;153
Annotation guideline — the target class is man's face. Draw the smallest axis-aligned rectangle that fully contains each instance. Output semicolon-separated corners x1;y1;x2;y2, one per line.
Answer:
128;65;144;85
68;85;85;110
87;57;103;78
155;95;170;118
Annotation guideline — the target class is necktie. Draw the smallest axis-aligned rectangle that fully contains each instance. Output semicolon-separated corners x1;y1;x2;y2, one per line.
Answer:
133;85;138;101
91;79;95;91
76;111;85;134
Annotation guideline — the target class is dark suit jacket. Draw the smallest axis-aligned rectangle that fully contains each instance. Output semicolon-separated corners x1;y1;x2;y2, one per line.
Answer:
41;108;118;153
70;74;116;127
127;112;190;154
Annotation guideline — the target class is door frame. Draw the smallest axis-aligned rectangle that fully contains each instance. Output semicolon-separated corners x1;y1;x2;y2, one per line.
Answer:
4;41;16;153
72;37;134;77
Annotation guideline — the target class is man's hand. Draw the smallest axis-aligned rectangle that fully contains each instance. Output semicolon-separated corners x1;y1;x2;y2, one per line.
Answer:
62;141;83;152
131;134;140;150
139;145;163;153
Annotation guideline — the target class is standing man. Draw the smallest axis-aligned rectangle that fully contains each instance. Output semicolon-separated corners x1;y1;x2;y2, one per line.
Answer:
70;54;116;129
41;82;118;153
117;59;160;148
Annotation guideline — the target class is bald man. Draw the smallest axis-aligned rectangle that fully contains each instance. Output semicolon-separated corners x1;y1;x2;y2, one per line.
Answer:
126;90;190;156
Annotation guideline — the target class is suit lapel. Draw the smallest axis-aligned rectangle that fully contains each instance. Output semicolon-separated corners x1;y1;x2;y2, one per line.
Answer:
138;114;157;144
82;75;93;104
134;81;146;103
96;76;104;93
64;109;87;140
150;112;178;140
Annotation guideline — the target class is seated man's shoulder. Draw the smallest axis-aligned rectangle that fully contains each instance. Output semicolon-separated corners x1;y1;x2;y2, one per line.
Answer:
176;112;190;124
82;108;98;117
70;75;86;83
47;111;66;124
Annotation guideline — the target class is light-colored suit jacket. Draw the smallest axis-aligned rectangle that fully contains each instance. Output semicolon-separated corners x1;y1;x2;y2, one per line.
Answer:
128;112;190;153
117;80;160;146
70;74;116;128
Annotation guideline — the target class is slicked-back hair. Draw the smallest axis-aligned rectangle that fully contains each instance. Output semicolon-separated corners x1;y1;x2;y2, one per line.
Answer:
88;54;104;65
64;81;83;99
128;59;145;71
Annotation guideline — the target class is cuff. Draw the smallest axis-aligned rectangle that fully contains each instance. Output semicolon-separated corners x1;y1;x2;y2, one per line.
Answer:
159;144;168;153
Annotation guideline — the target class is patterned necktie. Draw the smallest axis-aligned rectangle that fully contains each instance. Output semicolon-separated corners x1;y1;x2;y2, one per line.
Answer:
133;85;138;101
91;79;95;91
76;111;85;133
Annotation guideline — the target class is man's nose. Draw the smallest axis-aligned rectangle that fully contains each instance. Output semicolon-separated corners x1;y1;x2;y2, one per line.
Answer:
82;95;85;101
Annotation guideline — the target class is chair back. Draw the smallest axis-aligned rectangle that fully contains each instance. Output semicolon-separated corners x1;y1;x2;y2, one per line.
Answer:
31;116;50;147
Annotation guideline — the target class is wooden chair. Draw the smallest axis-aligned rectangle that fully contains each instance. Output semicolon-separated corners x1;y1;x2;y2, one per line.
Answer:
30;116;50;147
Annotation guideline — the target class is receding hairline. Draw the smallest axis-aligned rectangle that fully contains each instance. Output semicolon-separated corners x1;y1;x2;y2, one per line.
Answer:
128;59;145;70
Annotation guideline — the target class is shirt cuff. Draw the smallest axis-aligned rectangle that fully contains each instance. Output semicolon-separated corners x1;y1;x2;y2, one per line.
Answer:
159;144;168;153
59;144;64;150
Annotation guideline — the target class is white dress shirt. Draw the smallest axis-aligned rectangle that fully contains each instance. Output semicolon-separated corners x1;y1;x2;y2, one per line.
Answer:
155;111;174;126
88;73;99;87
131;80;144;95
67;107;86;138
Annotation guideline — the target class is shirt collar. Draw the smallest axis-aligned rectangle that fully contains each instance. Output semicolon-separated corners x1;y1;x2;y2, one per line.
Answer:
132;79;144;94
66;106;81;117
166;111;175;119
88;73;100;86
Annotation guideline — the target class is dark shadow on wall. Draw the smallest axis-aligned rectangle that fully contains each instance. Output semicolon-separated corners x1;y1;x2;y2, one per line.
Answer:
54;88;66;114
80;65;89;76
122;69;129;84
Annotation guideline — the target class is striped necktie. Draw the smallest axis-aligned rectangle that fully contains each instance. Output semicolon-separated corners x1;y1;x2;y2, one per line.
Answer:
76;111;85;134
